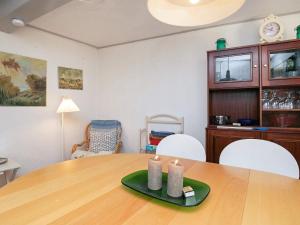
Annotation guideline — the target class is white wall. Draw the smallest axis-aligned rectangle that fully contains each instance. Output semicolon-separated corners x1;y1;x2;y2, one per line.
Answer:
0;12;299;175
96;13;300;152
0;27;98;175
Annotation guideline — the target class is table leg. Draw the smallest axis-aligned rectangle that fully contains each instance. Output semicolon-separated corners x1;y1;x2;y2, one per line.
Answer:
10;168;19;181
4;171;9;184
3;168;19;183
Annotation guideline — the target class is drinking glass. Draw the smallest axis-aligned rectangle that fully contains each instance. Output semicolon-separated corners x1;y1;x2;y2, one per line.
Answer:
295;91;300;109
270;90;279;109
284;91;296;109
262;90;271;110
278;92;287;109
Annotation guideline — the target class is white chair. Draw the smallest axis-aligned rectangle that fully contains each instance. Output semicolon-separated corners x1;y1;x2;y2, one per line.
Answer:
219;139;299;179
156;134;206;161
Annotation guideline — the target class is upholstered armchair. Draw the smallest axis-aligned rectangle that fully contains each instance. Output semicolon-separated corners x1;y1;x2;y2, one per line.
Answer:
71;120;122;159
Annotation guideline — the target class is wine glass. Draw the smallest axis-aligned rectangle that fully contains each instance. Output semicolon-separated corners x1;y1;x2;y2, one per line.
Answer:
270;90;279;109
262;90;271;110
295;91;300;109
278;92;287;109
284;91;296;109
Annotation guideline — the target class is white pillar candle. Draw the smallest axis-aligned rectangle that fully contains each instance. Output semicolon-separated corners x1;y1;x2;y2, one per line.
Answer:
148;155;162;190
167;159;184;198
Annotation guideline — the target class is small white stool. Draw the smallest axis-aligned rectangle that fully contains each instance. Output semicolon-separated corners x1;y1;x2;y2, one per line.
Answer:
0;159;21;184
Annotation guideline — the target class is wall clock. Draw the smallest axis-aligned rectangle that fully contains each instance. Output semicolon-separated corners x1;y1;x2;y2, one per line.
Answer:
259;14;284;43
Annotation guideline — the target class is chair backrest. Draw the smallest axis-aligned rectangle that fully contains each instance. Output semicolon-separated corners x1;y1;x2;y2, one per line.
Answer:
156;134;206;161
219;139;299;179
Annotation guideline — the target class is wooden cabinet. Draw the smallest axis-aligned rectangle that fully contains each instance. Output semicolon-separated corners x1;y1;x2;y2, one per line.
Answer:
206;128;261;162
261;130;300;164
261;40;300;128
206;127;300;169
208;45;259;89
261;39;300;87
208;46;260;128
207;39;300;129
206;39;300;173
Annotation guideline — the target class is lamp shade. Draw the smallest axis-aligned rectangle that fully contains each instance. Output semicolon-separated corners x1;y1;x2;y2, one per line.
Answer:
148;0;245;27
57;97;80;113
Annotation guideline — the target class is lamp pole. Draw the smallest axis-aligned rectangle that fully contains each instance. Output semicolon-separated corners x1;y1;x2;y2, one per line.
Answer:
57;97;80;161
61;112;65;160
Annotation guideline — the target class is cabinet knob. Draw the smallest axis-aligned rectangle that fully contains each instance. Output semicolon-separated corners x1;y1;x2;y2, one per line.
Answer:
264;64;268;67
253;65;257;68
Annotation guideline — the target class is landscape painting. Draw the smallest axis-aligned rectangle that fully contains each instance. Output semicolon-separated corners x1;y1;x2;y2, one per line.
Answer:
0;51;47;106
58;66;83;90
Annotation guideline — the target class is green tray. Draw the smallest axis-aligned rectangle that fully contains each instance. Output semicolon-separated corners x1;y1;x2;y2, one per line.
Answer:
121;170;210;207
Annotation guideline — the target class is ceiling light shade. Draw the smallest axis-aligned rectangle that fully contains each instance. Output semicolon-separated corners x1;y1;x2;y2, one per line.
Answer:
147;0;246;27
57;97;80;113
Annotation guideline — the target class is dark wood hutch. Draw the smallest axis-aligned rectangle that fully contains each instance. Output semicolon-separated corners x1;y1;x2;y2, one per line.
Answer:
206;39;300;168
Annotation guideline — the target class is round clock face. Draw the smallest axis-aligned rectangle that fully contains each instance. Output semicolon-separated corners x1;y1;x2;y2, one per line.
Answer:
263;22;280;37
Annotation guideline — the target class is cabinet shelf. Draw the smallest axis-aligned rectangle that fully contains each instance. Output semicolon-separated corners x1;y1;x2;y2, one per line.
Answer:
262;109;300;112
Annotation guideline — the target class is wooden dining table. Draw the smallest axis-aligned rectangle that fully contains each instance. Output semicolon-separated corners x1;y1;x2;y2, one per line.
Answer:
0;153;299;225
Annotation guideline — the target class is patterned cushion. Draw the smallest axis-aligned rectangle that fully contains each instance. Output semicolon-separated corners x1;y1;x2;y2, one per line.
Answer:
71;150;97;159
71;149;113;160
89;127;118;153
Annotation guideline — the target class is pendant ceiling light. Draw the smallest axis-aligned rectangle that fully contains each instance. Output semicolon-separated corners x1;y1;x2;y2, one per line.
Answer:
148;0;245;27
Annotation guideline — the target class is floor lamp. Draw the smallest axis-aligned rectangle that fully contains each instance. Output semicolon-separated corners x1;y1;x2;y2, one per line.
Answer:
57;97;80;160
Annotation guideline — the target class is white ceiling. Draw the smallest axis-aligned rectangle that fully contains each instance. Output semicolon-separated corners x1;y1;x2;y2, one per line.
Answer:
29;0;300;48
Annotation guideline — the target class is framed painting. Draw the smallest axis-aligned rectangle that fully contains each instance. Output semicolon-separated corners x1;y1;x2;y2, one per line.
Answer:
58;66;83;90
0;51;47;106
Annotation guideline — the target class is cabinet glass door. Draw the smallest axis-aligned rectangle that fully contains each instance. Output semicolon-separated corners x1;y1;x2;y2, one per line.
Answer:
270;49;300;79
215;54;251;83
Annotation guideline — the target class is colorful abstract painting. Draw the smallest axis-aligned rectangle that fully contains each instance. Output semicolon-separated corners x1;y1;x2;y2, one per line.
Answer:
58;67;83;90
0;51;47;106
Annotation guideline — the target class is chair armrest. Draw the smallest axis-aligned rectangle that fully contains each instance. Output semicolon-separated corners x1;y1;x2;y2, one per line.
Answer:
71;141;88;153
114;141;122;153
